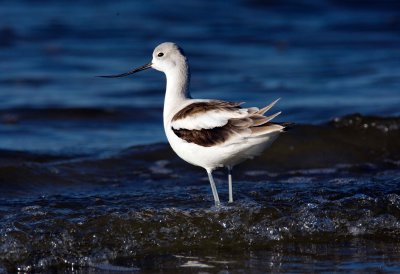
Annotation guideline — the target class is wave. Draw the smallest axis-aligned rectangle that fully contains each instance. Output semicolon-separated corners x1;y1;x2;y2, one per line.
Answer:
0;113;398;187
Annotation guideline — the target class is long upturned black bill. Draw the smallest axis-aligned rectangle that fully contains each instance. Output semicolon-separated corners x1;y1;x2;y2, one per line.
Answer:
99;63;152;78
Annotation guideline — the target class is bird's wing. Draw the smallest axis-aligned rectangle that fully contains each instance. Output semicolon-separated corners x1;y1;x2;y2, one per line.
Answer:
171;100;247;130
171;99;285;147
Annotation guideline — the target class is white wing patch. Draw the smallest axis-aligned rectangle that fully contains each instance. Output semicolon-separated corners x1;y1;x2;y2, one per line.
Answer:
172;108;249;130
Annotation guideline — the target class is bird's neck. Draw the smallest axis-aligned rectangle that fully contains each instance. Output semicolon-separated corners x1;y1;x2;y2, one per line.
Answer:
163;65;191;125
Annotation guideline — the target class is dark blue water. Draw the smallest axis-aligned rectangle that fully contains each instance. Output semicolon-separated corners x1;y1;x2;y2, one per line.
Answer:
0;0;399;272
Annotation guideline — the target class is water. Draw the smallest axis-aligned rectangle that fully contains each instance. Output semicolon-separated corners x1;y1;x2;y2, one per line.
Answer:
0;0;400;272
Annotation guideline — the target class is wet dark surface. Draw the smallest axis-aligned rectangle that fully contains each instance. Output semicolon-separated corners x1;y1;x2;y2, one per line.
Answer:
0;0;400;272
0;115;399;272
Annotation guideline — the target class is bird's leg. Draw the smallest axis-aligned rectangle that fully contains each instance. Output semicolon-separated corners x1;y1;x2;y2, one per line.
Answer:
227;166;233;203
206;169;220;207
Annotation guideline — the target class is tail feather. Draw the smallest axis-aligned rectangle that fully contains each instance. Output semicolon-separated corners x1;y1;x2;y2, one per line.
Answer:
256;98;280;115
279;122;295;132
241;98;293;137
263;111;281;123
250;123;284;136
250;115;270;126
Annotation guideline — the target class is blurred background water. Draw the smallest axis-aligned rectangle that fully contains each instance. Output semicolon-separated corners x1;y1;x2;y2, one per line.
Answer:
0;0;399;272
0;0;399;153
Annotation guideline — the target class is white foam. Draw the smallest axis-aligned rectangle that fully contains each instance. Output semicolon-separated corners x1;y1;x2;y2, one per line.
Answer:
180;260;214;268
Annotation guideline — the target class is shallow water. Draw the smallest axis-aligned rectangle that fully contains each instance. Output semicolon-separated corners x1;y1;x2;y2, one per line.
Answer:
0;0;400;272
0;115;399;272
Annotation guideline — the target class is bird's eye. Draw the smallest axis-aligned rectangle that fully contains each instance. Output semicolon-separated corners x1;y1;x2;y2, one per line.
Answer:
157;52;164;57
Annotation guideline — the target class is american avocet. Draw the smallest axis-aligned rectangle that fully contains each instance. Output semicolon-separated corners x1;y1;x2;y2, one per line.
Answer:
101;42;288;206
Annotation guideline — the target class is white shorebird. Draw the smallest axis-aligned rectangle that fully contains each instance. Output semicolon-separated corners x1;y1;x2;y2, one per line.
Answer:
101;42;288;206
